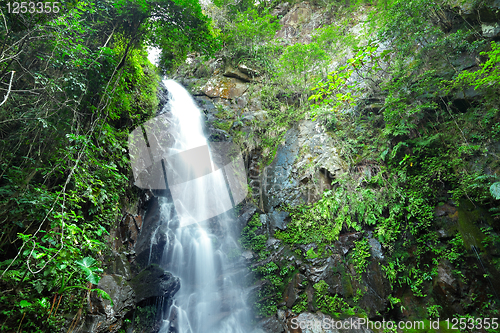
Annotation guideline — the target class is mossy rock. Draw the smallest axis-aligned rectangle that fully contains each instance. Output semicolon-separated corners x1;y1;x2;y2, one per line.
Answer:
214;120;233;132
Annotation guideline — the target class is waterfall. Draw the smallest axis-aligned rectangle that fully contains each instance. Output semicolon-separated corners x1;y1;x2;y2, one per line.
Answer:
155;80;252;333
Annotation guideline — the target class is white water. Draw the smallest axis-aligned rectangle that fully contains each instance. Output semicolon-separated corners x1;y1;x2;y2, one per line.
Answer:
158;80;251;333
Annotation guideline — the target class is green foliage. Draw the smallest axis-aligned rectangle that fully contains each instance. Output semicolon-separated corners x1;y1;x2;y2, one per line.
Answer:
281;0;500;318
292;293;308;313
74;257;102;286
350;238;371;278
219;8;281;70
313;280;353;317
309;41;390;119
213;0;255;19
254;283;278;317
445;41;500;96
214;120;233;132
427;304;442;319
240;213;267;252
275;173;405;249
139;0;218;72
239;213;283;317
312;18;358;54
133;305;157;332
489;182;500;200
0;0;218;329
306;247;320;259
276;42;328;92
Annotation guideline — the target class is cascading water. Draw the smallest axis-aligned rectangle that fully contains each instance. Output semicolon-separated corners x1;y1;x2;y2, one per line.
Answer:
156;80;252;333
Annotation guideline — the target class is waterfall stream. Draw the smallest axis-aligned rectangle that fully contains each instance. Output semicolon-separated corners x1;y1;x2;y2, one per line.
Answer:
156;80;251;333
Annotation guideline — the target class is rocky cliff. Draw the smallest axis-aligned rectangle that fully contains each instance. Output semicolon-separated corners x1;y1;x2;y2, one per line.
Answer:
169;1;500;332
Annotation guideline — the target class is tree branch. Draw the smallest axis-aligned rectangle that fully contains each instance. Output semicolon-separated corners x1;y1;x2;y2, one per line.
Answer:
0;71;15;107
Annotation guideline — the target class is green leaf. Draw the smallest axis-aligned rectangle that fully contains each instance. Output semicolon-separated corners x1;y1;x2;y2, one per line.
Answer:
19;300;31;308
93;288;114;307
76;256;101;284
490;182;500;200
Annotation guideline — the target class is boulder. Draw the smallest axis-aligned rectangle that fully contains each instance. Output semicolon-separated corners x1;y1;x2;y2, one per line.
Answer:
238;64;261;78
202;76;248;99
79;274;135;333
224;66;252;82
259;316;286;333
129;265;180;304
268;209;290;232
260;120;346;212
357;260;391;318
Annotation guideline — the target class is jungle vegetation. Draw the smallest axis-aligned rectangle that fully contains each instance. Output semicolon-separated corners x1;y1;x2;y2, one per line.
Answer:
1;0;499;331
0;0;214;331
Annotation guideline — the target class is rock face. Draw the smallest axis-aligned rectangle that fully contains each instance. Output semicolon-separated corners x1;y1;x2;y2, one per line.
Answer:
202;75;248;99
275;2;325;45
85;1;500;332
134;197;176;271
260;120;346;211
129;265;180;305
79;274;135;333
78;264;180;333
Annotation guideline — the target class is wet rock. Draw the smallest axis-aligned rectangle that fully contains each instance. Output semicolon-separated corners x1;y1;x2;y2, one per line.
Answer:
262;127;301;211
134;197;162;270
336;232;362;255
367;235;384;260
208;128;231;142
357;260;391;317
242;250;255;261
260;315;286;333
116;213;142;251
482;22;500;37
268;209;290;232
306;262;330;284
246;279;272;309
237;203;258;230
80;274;135;333
129;265;181;304
283;275;299;308
202;76;248;99
327;255;354;297
266;238;282;250
105;252;132;280
432;260;463;317
134;215;175;271
157;80;169;112
194;95;217;115
435;203;457;217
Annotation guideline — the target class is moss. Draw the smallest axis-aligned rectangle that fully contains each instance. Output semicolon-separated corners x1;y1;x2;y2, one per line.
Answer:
214;120;233;132
457;207;487;251
214;108;234;119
